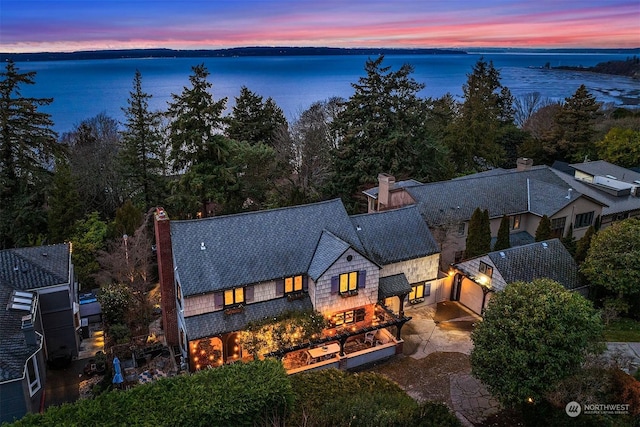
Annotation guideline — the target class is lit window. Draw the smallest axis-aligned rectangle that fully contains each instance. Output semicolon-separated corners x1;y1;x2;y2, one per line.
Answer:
575;211;594;228
285;275;303;294
334;308;366;326
409;283;425;302
176;281;183;308
224;287;244;307
26;356;40;396
339;271;358;294
479;261;493;278
510;215;521;230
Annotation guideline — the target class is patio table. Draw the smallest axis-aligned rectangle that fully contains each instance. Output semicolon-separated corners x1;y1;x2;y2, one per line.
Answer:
307;343;340;362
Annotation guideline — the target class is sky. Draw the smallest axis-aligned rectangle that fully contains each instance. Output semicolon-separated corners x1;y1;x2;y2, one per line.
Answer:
1;0;639;53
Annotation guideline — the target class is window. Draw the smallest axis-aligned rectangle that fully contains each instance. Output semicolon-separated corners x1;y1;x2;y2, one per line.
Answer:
457;222;466;235
285;275;303;294
339;271;358;294
224;287;244;307
550;217;566;237
454;251;464;263
479;261;493;278
333;308;366;326
176;281;183;308
26;356;40;396
575;211;594;228
510;215;521;230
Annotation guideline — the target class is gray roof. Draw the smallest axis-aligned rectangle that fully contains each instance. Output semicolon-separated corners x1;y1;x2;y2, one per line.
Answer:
171;199;366;296
362;179;422;198
490;231;535;249
378;273;412;299
487;239;578;291
550;163;640;217
184;296;313;339
351;206;439;265
570;160;640;183
404;166;590;226
308;231;350;281
0;244;69;383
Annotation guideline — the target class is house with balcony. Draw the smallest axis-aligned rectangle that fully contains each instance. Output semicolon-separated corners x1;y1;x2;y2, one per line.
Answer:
364;158;607;268
153;199;441;373
0;243;79;423
448;239;581;315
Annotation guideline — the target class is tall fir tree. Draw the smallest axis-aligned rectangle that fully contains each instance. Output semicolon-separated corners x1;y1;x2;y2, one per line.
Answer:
48;159;82;243
0;61;60;248
119;70;164;210
562;223;576;256
465;208;491;258
494;214;511;251
575;225;595;264
535;215;552;242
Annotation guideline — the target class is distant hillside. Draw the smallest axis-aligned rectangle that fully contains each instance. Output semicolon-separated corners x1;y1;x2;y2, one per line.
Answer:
554;56;640;79
0;47;466;62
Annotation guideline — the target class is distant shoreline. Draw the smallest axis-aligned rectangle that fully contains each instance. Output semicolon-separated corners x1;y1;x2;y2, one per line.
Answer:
2;46;638;62
0;47;467;62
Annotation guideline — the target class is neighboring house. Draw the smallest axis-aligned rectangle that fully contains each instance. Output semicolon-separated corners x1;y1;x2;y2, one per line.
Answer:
551;160;640;229
364;158;606;268
153;199;441;373
0;243;79;423
450;239;581;315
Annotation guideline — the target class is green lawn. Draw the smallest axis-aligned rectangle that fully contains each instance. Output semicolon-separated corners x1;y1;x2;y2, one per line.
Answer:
603;317;640;342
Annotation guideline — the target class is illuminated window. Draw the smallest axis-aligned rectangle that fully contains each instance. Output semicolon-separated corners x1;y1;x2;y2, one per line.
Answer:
339;271;358;294
409;283;425;302
479;261;493;277
176;281;183;308
26;356;40;396
334;308;366;326
224;287;244;307
285;275;303;294
510;215;521;230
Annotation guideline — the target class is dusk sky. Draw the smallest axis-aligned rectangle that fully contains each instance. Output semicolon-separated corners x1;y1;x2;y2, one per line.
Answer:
1;1;639;53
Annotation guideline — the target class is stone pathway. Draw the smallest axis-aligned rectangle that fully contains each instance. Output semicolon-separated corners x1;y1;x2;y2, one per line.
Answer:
450;373;502;426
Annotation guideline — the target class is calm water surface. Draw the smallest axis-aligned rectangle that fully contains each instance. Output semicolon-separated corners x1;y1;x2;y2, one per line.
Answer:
15;53;639;134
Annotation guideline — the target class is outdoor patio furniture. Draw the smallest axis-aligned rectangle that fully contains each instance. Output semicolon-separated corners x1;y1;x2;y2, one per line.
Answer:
364;331;376;347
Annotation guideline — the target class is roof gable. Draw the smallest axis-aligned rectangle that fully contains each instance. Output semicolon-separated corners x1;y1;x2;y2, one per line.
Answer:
308;230;351;281
0;244;70;291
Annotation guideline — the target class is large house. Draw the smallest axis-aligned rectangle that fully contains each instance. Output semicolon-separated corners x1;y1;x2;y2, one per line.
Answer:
364;159;607;267
153;199;444;373
0;244;79;423
449;239;581;315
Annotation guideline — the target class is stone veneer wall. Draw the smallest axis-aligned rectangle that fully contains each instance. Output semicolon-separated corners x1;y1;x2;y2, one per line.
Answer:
311;248;379;316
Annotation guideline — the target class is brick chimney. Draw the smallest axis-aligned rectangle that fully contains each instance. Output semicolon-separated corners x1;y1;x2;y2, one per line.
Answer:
154;207;179;347
378;173;396;210
516;157;534;172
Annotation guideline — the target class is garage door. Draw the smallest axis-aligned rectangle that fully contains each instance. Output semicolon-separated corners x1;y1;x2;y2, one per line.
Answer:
459;279;484;315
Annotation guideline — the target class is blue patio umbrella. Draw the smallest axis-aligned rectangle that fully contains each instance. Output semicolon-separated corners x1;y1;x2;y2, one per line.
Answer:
112;356;124;385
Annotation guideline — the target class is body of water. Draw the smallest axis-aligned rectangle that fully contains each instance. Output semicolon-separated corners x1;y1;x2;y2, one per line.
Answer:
14;52;640;134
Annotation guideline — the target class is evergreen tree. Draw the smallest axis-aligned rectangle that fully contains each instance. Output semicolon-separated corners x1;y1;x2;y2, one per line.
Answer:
447;58;515;172
562;223;576;256
535;215;552;242
226;86;288;148
328;56;450;212
494;214;511;251
575;225;595;264
119;70;164;209
465;208;491;258
0;61;60;248
48;159;82;243
167;64;234;217
111;200;143;238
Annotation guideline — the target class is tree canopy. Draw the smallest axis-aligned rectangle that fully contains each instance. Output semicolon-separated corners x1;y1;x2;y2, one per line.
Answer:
465;208;491;259
471;278;603;408
493;214;511;251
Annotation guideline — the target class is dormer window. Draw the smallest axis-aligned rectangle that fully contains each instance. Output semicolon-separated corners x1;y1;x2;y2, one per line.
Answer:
340;271;359;295
285;275;303;294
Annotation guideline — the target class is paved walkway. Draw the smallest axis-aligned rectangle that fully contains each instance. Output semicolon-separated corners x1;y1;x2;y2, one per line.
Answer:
604;342;640;374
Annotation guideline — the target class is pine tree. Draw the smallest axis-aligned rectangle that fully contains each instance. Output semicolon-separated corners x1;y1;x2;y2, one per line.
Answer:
119;70;164;210
465;208;491;258
562;223;577;256
48;159;82;243
494;214;511;251
535;215;552;242
0;61;60;248
575;225;595;264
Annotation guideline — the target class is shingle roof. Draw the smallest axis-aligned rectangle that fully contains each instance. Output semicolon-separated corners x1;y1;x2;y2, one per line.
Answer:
171;199;366;296
490;231;535;249
570;160;640;183
184;296;313;339
308;231;351;281
0;244;67;383
487;239;578;291
362;179;423;198
351;206;439;265
404;166;588;226
378;273;412;299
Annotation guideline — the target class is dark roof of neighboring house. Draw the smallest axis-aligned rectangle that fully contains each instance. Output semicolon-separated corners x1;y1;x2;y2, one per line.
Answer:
171;199;366;296
405;166;587;226
487;239;578;291
0;244;70;382
490;231;535;249
184;296;313;339
378;273;412;299
0;244;71;291
351;206;439;265
362;179;423;199
570;160;640;183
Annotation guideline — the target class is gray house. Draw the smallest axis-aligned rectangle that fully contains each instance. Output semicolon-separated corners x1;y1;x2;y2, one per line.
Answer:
450;239;581;315
0;243;79;423
154;200;441;373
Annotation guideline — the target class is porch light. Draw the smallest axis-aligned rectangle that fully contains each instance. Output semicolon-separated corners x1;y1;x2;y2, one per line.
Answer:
196;364;201;370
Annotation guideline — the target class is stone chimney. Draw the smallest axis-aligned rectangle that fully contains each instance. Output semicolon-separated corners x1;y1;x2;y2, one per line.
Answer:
22;315;37;346
378;173;396;210
154;207;179;347
516;158;534;172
